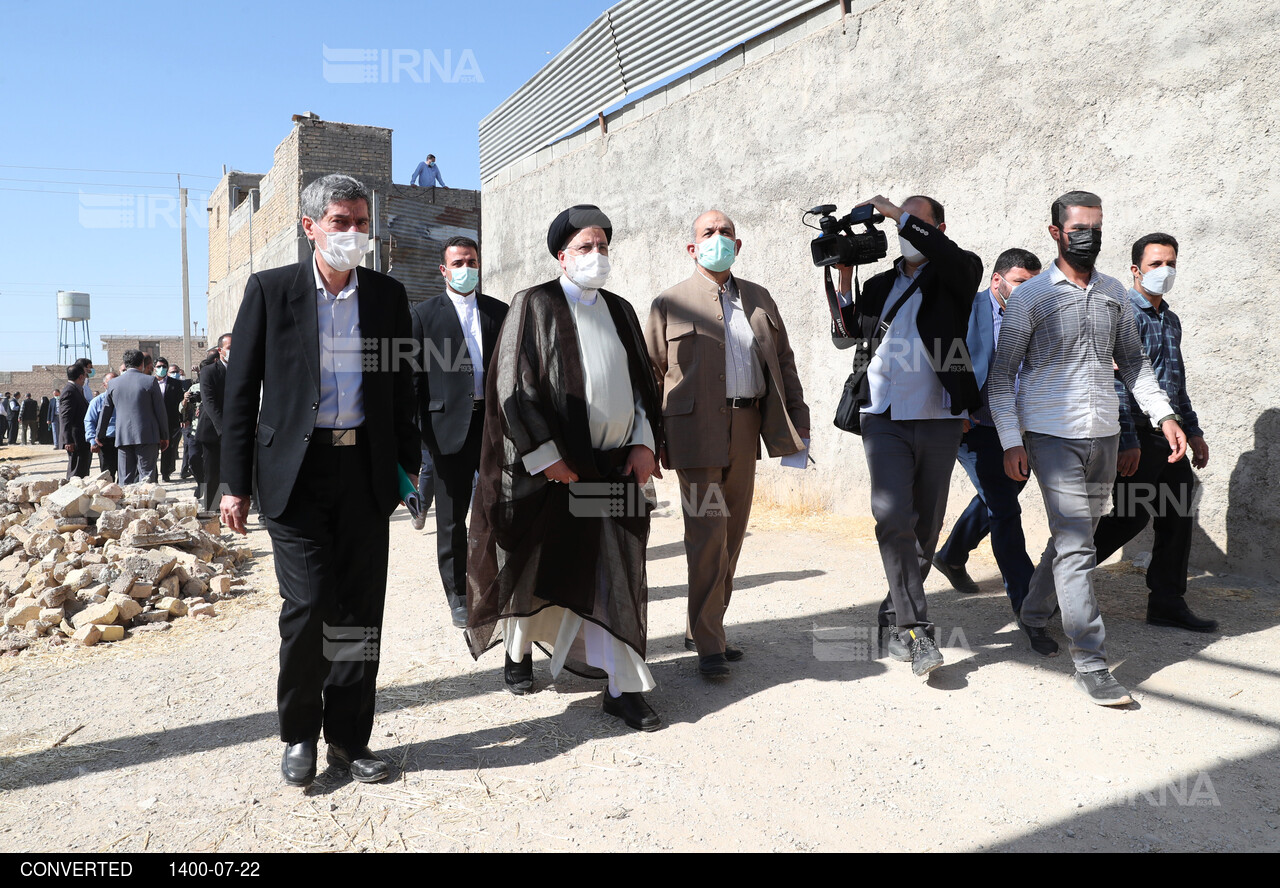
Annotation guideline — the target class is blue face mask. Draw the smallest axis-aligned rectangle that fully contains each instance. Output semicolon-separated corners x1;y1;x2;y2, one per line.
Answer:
697;234;737;273
87;368;96;378
156;368;168;378
448;266;479;295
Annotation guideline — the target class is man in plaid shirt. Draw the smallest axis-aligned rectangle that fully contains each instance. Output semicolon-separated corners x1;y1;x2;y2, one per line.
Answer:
1093;233;1216;632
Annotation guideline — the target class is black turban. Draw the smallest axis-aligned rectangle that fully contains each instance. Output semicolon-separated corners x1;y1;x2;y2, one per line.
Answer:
547;204;612;257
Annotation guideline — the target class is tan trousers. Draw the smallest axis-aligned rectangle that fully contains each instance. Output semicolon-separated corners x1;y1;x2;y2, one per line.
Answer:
676;404;760;655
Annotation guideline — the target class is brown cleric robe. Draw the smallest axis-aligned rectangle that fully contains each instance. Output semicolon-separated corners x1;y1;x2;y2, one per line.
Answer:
465;278;663;664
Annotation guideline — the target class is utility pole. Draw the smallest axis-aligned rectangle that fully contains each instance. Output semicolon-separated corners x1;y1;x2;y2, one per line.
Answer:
179;175;192;371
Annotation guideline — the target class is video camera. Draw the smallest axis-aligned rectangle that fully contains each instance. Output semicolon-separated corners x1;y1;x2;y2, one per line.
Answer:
805;204;889;267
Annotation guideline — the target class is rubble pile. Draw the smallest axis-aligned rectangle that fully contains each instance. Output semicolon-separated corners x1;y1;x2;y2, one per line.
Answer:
0;467;256;655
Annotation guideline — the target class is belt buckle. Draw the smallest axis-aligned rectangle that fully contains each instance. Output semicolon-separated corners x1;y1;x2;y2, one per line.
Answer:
332;428;357;447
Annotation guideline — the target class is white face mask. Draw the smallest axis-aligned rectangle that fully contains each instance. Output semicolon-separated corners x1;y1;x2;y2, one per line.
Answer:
568;251;611;290
1141;265;1176;296
899;236;926;265
315;228;369;272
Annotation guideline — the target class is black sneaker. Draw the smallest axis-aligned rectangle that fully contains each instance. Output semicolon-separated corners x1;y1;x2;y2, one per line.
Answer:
1017;616;1060;657
907;629;943;677
1073;669;1133;706
879;625;911;662
932;555;980;594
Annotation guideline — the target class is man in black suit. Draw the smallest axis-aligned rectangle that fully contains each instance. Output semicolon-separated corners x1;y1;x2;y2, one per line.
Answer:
58;365;92;479
153;357;184;482
196;337;229;512
411;235;508;628
220;174;419;788
831;194;981;678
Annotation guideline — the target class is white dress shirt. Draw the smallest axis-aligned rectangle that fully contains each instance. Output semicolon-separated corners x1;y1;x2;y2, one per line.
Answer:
446;286;485;399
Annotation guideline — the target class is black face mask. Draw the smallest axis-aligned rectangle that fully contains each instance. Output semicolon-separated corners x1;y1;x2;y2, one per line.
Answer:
1063;228;1102;269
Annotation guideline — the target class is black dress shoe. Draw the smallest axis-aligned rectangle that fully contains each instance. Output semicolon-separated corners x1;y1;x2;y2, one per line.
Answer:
326;744;390;783
504;653;533;695
1147;598;1218;632
699;653;731;677
602;691;661;731
450;605;468;629
684;637;744;660
932;555;980;594
281;739;317;786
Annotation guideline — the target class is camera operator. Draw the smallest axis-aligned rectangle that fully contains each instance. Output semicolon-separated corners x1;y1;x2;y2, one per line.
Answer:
831;194;982;677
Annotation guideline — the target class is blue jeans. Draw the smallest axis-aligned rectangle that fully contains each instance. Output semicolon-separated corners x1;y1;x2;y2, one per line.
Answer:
1019;432;1119;673
937;424;1034;613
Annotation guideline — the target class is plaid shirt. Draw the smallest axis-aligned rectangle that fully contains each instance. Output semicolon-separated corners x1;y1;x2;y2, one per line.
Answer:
1115;288;1201;450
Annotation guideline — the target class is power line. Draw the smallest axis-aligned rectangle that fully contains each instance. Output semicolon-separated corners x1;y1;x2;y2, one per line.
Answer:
0;176;215;191
0;186;212;196
0;164;220;179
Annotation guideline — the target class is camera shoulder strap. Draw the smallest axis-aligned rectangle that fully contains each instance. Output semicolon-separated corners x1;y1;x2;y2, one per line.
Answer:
876;275;923;338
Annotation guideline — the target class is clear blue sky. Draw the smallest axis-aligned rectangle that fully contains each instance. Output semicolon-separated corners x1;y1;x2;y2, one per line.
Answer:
0;0;606;370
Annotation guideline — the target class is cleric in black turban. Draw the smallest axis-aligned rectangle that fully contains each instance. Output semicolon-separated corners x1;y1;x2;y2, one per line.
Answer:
545;204;612;257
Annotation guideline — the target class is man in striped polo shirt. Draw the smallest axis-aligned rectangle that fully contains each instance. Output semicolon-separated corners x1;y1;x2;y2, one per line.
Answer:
988;191;1187;707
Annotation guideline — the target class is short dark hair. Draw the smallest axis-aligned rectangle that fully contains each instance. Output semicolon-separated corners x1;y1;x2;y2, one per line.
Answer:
1131;232;1179;267
903;194;944;226
218;333;231;349
66;364;85;382
73;357;93;371
440;236;480;264
993;248;1042;277
156;356;169;368
122;349;144;368
1051;190;1102;228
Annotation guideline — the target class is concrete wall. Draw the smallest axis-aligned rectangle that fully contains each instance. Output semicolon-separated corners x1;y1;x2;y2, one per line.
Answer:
481;0;1280;580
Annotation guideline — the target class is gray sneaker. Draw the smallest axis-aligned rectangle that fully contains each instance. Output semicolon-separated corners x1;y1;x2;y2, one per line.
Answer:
1073;669;1133;706
879;625;911;662
907;629;944;677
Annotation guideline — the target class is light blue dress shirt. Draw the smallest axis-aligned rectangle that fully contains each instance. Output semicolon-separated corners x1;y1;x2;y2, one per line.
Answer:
314;255;365;429
86;390;115;440
410;161;446;187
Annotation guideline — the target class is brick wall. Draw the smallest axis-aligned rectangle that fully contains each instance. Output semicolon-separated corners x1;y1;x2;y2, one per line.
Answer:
206;116;480;333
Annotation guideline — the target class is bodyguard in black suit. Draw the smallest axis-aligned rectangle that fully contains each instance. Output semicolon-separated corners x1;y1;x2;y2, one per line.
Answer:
154;357;184;482
411;236;508;628
58;365;92;479
831;194;981;678
196;339;228;512
220;174;419;787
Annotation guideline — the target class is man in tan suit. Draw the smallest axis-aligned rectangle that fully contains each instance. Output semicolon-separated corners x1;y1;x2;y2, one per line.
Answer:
646;210;811;678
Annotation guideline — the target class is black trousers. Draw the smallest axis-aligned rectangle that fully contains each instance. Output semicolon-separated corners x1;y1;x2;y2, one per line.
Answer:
1094;427;1196;600
65;444;92;479
181;427;198;477
199;439;220;512
266;434;389;747
431;409;484;613
99;436;118;478
160;436;178;480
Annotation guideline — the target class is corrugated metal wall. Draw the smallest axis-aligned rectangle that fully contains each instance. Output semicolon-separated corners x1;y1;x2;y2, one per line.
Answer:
479;0;832;180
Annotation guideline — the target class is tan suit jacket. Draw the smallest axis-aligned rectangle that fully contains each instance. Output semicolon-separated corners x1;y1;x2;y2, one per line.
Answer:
646;271;810;470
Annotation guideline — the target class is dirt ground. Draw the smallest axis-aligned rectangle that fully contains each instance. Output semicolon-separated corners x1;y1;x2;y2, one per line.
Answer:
1;445;1277;853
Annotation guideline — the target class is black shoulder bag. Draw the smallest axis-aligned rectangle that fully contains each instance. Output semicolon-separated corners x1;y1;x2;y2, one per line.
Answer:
826;269;922;435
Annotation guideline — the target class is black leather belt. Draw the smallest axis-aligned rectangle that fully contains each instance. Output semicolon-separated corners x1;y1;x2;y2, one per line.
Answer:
314;427;360;446
472;399;485;412
726;397;759;408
